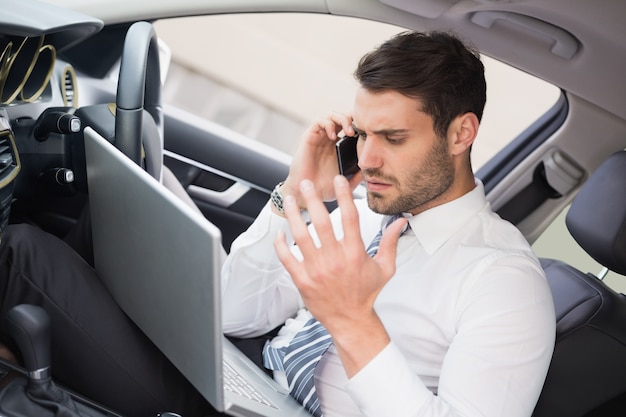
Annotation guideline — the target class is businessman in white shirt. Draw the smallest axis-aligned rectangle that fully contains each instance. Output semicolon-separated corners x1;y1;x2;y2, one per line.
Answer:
221;31;555;417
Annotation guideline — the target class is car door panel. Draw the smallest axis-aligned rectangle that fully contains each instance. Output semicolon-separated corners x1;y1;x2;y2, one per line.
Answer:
163;107;289;251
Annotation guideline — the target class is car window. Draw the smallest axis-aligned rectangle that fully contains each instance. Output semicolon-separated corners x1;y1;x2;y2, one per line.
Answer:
155;13;561;170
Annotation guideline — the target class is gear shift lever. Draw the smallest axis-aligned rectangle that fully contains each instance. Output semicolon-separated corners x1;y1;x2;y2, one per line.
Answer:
1;304;83;417
4;304;51;381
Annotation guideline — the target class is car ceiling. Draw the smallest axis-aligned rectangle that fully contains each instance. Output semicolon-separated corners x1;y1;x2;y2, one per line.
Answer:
41;0;626;123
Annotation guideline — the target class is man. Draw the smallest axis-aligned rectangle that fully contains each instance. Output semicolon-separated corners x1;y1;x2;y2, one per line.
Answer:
221;31;556;417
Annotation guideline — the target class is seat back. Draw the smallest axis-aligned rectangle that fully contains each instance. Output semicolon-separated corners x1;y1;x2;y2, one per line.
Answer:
533;151;626;417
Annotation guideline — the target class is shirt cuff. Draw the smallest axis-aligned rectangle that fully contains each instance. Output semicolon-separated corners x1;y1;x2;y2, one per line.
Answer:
345;342;430;417
237;201;295;265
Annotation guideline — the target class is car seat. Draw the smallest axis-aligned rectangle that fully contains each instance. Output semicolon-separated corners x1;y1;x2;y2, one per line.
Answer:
533;150;626;417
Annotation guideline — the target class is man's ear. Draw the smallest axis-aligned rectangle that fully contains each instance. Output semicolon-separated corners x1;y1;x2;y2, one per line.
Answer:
448;112;479;156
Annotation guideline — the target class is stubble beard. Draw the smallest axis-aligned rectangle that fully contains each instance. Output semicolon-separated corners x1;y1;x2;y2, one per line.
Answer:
365;138;455;215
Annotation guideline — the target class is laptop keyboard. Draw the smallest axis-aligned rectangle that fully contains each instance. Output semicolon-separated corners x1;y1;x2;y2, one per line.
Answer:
224;361;278;409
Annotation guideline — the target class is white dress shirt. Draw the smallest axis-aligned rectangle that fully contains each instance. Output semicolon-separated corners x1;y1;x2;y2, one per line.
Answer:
221;180;556;417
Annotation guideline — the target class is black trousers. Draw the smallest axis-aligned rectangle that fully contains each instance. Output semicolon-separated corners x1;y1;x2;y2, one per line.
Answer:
0;223;220;417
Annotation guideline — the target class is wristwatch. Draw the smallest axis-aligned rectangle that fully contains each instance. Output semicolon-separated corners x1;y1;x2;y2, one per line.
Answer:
270;181;286;213
270;181;310;223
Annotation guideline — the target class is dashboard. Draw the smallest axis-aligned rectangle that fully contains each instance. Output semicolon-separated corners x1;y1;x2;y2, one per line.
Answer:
0;0;103;234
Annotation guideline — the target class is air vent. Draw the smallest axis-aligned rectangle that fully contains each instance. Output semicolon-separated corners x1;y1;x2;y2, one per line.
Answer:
61;65;78;108
0;132;20;186
0;131;19;243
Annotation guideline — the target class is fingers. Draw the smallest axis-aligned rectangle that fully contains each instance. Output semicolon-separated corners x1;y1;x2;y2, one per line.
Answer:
314;112;354;141
284;176;365;258
374;217;408;277
334;175;363;248
274;229;302;279
281;179;337;262
277;177;403;307
282;173;365;249
282;193;316;256
293;179;337;250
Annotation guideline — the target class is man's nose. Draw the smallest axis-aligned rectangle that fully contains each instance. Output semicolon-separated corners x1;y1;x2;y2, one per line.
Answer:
357;137;383;170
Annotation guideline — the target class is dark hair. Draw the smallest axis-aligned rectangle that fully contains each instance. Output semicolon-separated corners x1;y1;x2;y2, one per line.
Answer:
355;31;486;139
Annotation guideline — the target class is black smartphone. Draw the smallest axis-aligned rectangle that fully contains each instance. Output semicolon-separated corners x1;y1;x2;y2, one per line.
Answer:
336;134;359;177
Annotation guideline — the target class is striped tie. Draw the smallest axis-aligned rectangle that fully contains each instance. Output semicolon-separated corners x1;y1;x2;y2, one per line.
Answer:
263;214;406;416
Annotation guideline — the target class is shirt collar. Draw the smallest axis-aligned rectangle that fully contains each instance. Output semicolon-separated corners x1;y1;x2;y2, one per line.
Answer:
405;179;489;255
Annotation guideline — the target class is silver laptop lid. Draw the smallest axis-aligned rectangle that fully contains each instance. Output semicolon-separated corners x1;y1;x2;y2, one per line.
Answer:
84;127;225;410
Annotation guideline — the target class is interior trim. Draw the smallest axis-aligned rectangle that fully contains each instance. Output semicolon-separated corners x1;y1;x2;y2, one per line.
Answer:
470;11;579;60
163;149;272;194
188;182;250;208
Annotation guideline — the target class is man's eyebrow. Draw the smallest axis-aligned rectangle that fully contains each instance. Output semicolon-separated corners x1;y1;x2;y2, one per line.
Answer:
352;125;409;135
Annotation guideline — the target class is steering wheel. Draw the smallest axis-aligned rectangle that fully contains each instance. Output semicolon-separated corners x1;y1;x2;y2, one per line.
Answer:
114;21;163;181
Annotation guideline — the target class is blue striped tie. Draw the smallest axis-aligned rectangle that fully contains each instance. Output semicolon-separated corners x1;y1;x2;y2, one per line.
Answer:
263;214;406;416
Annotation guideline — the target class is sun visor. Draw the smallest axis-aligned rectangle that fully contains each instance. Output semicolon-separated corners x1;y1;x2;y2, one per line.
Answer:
0;0;103;52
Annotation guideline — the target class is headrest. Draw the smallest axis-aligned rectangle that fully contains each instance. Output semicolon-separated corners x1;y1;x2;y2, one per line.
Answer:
566;151;626;275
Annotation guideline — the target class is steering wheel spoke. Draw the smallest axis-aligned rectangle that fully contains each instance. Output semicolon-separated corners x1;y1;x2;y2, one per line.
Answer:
115;21;164;181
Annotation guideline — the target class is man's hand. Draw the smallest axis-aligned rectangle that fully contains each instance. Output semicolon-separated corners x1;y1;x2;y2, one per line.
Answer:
274;175;407;377
276;113;363;215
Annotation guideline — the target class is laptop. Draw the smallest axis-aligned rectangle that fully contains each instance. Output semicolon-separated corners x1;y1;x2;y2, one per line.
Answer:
84;127;310;417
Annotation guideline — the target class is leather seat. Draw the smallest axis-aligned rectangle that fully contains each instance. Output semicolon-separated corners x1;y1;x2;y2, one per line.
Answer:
533;151;626;417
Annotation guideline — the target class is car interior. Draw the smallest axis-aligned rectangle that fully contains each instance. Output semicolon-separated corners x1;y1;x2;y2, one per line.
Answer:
0;0;625;416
